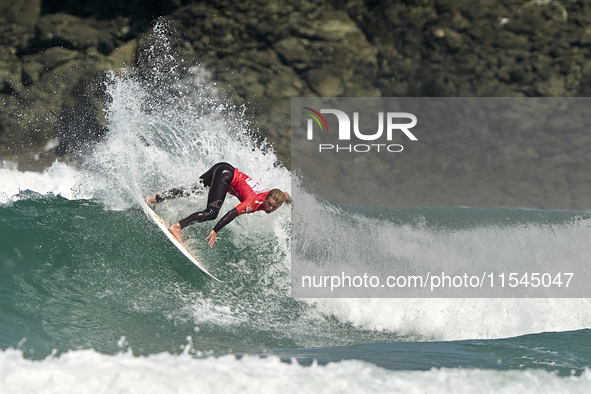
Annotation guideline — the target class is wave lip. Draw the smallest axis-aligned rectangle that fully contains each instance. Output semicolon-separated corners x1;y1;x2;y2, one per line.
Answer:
0;162;89;204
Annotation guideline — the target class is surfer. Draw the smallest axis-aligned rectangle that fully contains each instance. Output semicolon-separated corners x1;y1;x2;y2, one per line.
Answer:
145;162;291;247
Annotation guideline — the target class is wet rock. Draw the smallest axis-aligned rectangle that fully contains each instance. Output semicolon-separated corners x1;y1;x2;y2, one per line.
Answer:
34;13;115;54
2;0;591;208
274;37;310;70
0;0;41;28
22;47;80;85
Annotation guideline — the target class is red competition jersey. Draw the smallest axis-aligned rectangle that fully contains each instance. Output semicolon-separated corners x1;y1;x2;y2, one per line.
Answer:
228;168;269;215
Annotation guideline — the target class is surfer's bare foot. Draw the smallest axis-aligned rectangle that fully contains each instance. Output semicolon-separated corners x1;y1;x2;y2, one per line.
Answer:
168;223;183;243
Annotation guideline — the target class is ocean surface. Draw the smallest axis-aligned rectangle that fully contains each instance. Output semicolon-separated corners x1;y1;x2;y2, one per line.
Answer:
2;24;591;393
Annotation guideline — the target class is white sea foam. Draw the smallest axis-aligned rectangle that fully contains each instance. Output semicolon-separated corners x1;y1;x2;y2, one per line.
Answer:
297;201;591;340
1;348;590;394
308;297;591;341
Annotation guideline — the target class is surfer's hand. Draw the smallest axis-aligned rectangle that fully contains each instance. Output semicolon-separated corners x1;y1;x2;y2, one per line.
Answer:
206;230;217;247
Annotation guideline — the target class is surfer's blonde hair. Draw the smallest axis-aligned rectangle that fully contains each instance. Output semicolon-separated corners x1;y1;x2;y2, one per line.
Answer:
268;189;292;205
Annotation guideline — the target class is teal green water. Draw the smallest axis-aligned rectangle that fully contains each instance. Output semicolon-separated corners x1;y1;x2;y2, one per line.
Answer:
2;194;591;377
269;329;591;376
0;195;406;359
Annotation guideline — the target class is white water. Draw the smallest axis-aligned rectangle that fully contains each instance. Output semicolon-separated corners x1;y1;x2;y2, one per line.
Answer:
292;188;591;340
310;297;591;341
2;348;591;394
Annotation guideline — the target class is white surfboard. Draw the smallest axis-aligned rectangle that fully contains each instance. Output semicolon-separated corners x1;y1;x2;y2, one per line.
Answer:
140;200;222;282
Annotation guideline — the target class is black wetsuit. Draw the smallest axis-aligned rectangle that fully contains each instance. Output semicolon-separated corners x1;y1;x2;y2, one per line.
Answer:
156;162;239;232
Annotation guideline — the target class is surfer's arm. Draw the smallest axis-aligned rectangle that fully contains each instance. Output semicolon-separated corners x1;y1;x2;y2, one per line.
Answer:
206;208;238;247
212;208;238;233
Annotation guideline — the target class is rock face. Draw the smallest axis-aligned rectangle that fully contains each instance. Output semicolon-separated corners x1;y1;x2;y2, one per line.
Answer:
1;0;591;209
0;1;138;167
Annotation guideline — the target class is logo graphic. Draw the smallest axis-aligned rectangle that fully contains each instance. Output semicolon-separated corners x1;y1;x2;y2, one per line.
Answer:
302;106;418;153
209;199;223;209
302;107;329;139
245;177;269;194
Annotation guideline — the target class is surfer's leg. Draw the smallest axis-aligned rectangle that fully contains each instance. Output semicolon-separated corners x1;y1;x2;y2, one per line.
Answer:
154;163;233;204
168;222;183;243
178;163;234;228
199;162;234;188
167;163;234;243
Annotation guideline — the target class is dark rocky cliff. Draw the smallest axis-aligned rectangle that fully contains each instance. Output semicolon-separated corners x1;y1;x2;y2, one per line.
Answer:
1;0;591;208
